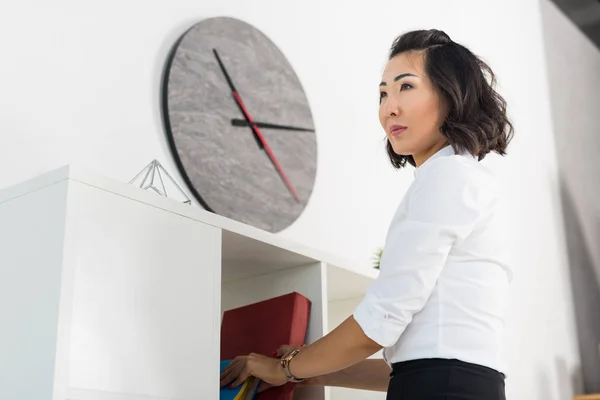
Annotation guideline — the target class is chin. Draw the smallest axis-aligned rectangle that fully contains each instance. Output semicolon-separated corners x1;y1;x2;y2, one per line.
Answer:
390;141;412;157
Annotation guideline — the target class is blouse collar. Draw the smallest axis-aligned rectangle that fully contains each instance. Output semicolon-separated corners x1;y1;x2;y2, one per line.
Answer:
414;145;477;177
414;145;454;177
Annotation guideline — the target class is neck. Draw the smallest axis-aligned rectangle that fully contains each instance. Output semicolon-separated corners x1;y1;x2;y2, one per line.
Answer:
413;141;449;167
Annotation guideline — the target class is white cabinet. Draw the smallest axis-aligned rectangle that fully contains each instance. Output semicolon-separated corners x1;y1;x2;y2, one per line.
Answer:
0;165;379;400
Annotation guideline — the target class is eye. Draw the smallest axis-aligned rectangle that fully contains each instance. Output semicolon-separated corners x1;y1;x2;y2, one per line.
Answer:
379;91;387;103
400;83;413;91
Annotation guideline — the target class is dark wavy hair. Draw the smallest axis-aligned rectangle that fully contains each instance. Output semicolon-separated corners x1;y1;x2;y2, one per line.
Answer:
385;29;514;168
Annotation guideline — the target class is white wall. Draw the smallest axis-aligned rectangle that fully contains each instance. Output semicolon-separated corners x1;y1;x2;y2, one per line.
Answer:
541;0;600;394
0;0;581;398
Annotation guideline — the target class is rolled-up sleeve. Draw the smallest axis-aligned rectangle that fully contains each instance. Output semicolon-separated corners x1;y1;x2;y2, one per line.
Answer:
353;157;494;347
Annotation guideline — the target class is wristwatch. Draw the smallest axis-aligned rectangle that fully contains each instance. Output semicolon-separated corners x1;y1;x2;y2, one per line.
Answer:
280;348;306;383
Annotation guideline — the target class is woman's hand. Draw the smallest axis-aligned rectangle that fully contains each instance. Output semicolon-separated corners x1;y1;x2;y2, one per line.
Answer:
220;349;292;391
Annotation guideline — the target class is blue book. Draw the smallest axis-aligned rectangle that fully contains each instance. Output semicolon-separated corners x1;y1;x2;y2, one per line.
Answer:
220;360;260;400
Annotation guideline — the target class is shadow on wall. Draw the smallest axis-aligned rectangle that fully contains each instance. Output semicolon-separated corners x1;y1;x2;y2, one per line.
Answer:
540;358;583;400
560;177;600;393
556;356;584;399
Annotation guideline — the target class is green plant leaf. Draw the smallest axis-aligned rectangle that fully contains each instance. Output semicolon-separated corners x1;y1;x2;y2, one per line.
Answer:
372;247;383;270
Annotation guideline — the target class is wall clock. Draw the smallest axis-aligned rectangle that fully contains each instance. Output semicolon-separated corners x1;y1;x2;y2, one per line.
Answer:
162;17;317;233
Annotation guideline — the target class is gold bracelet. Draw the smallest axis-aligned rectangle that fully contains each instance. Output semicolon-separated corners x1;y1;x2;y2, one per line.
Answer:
280;348;306;383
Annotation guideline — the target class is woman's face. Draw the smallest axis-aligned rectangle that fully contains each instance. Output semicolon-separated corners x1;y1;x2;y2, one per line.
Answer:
378;51;448;166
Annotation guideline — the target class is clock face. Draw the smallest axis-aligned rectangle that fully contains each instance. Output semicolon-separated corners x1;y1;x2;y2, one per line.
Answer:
162;17;317;233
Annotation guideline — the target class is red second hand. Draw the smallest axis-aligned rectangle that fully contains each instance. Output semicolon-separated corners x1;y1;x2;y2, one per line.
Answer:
232;92;301;203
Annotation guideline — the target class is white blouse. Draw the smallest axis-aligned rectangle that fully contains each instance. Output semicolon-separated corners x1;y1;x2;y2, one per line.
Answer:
353;145;512;374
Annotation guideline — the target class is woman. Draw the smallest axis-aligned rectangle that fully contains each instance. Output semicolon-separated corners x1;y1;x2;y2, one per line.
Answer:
220;29;514;399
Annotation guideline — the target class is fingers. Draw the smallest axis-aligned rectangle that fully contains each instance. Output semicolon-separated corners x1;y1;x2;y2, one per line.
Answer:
230;368;250;389
220;357;245;388
220;367;238;388
220;357;240;379
220;369;236;388
221;351;291;391
221;356;242;374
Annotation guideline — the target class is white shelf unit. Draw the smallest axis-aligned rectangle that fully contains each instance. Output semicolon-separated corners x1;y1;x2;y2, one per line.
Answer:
0;165;382;400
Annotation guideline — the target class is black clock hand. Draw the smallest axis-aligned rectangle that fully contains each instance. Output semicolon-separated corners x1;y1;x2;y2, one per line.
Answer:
231;118;315;133
213;48;264;150
213;48;301;203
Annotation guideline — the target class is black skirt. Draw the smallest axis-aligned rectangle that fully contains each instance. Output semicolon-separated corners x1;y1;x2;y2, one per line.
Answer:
386;358;506;400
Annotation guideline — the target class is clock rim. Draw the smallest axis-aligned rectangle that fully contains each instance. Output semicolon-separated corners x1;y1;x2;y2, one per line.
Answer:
161;20;215;213
160;16;317;229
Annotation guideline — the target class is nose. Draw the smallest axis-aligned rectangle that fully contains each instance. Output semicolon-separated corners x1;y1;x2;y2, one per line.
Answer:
383;92;401;118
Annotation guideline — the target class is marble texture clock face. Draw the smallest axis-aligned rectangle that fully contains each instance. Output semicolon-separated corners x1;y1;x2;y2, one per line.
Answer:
162;16;317;233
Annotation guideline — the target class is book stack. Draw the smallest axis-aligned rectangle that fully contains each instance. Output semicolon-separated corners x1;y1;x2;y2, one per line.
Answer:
220;292;312;400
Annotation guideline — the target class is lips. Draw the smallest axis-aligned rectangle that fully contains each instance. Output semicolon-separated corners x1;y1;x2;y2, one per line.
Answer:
390;124;407;137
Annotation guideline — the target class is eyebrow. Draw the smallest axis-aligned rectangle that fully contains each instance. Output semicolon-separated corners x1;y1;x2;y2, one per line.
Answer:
379;73;417;86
